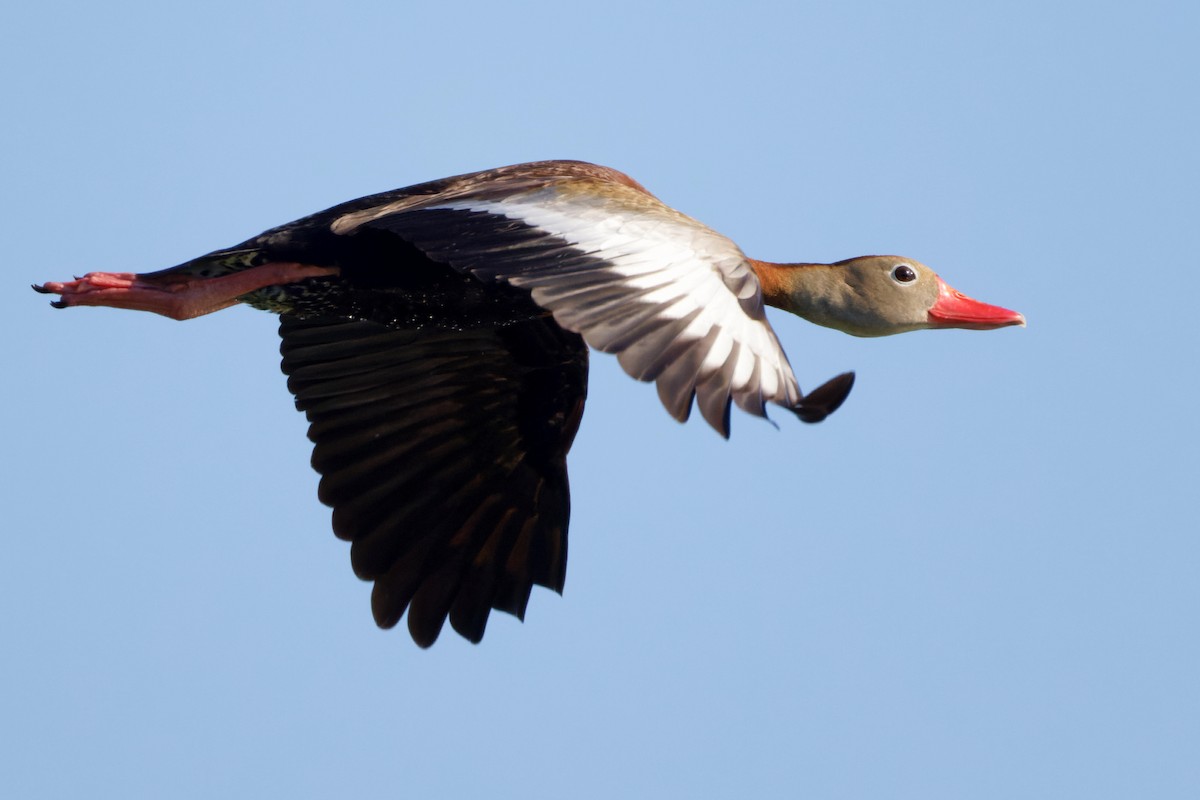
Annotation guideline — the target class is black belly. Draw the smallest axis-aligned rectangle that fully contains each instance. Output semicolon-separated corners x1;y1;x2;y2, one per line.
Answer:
244;226;549;332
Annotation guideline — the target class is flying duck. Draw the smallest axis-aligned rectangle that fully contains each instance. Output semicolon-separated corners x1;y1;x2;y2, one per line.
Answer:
34;160;1024;646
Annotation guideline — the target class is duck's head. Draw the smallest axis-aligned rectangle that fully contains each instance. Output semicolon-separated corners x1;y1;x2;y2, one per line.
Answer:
757;255;1025;338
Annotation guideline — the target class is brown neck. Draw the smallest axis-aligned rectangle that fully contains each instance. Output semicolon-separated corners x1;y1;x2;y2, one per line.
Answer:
750;259;877;335
750;259;836;313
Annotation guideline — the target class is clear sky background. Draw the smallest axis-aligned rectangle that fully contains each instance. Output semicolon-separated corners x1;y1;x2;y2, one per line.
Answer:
4;1;1197;798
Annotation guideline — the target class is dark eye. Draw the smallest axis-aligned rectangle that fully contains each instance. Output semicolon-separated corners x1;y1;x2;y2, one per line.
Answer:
891;264;917;283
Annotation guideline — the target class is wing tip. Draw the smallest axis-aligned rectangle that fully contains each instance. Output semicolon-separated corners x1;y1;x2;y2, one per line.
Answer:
792;371;855;424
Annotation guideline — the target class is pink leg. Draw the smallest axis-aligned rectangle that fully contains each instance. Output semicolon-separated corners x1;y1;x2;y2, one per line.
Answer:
33;263;340;320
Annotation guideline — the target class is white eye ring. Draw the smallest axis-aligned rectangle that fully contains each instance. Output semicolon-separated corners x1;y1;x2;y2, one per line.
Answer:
890;264;918;284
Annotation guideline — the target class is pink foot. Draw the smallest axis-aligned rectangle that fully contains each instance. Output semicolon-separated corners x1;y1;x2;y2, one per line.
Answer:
34;263;339;320
34;272;142;306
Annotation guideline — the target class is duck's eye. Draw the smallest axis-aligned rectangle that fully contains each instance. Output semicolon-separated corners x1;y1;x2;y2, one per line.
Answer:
891;264;917;284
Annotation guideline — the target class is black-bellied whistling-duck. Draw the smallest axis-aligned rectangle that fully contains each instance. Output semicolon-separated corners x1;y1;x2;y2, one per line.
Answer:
34;160;1024;647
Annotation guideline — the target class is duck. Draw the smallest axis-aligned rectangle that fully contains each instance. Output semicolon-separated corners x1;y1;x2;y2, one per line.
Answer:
34;160;1024;647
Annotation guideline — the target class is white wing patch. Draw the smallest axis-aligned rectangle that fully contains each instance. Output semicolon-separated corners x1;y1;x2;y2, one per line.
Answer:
426;190;800;433
350;184;802;435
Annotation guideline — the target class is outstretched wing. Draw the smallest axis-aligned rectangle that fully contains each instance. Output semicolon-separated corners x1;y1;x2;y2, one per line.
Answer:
279;312;588;647
327;162;802;437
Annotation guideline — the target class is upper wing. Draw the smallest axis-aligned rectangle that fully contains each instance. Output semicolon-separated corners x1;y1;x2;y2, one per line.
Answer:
328;163;802;437
279;312;588;647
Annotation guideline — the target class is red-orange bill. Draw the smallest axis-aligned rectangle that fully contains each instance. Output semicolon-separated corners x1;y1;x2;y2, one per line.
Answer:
928;277;1025;330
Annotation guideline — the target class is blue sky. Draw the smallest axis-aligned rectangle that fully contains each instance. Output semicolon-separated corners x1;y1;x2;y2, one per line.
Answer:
4;1;1197;797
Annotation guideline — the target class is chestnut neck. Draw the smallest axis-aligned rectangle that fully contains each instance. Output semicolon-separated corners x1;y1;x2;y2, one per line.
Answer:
750;259;838;313
749;259;877;336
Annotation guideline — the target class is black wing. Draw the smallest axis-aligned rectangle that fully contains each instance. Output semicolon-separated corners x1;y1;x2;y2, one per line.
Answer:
279;313;588;647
